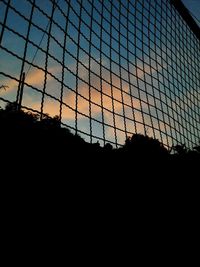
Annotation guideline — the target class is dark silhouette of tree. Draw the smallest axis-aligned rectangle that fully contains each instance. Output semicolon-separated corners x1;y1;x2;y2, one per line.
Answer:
193;141;200;154
0;102;199;164
172;144;187;155
171;142;200;161
104;143;113;152
121;134;169;158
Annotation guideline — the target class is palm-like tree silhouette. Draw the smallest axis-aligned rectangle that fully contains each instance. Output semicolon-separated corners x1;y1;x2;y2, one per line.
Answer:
0;85;8;91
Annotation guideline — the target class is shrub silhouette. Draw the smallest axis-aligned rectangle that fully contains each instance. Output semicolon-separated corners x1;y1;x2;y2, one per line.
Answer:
0;102;199;162
121;134;169;158
172;144;187;155
193;142;200;154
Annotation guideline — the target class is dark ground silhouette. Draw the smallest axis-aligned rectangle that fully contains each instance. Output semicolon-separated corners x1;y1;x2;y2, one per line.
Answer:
0;102;199;165
0;101;199;219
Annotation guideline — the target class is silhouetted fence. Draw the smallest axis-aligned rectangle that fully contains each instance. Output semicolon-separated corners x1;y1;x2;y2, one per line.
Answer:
0;0;199;148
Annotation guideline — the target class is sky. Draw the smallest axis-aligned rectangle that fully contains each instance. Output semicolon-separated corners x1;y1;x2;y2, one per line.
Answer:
0;0;199;148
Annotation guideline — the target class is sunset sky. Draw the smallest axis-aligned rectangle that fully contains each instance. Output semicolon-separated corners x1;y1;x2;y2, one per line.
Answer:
0;0;199;147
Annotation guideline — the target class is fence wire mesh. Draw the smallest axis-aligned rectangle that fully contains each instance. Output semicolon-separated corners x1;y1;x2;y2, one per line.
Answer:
0;0;199;148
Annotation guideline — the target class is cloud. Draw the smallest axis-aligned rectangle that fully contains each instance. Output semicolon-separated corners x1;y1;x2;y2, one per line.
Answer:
19;61;153;145
1;66;60;97
1;53;169;145
26;69;49;86
136;58;166;80
29;53;162;122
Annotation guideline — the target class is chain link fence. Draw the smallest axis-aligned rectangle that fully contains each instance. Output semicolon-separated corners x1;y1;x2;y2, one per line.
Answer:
0;0;199;148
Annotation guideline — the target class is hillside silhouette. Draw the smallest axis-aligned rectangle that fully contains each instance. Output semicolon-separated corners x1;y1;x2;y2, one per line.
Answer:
0;102;199;165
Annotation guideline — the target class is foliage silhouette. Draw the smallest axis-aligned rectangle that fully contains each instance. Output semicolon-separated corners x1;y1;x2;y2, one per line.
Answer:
172;144;187;155
121;134;169;158
193;142;200;153
0;102;199;163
